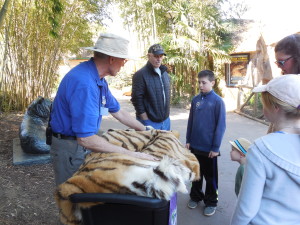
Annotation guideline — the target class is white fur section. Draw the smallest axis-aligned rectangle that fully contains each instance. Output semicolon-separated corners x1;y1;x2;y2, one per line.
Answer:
158;157;190;193
121;157;192;200
73;205;82;222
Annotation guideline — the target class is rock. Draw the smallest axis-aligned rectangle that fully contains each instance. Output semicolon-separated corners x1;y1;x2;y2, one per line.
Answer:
19;96;52;154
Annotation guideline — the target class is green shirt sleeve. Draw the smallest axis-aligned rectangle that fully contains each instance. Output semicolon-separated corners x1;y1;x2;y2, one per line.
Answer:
235;164;245;197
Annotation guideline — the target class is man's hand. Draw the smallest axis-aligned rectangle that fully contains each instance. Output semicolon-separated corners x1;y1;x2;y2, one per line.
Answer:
138;112;148;120
145;125;154;130
185;143;190;149
208;151;219;158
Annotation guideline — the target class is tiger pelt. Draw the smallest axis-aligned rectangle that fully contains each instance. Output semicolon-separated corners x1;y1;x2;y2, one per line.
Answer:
55;129;200;225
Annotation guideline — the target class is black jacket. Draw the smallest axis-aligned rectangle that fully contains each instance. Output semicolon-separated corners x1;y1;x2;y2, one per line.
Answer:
131;61;171;122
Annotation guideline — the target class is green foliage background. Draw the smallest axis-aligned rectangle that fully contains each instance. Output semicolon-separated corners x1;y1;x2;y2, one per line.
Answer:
0;0;245;111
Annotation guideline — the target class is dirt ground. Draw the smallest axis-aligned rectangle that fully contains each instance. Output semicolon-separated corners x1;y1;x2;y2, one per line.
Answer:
0;113;60;225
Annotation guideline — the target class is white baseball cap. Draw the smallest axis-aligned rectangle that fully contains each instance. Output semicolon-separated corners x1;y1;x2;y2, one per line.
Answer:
252;74;300;108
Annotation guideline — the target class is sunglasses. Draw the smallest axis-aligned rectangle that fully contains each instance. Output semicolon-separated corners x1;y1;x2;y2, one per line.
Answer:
275;56;293;67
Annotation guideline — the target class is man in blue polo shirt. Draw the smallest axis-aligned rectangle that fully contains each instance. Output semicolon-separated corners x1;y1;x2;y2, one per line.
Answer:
50;33;156;185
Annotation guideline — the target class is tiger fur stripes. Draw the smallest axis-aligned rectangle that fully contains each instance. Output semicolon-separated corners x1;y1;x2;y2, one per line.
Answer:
55;129;200;225
101;129;200;178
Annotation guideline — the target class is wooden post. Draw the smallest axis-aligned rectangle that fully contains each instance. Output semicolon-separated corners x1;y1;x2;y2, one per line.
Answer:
237;87;242;110
254;93;258;116
239;92;254;112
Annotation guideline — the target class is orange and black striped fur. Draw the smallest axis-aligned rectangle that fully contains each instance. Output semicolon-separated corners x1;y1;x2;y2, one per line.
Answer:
55;129;200;225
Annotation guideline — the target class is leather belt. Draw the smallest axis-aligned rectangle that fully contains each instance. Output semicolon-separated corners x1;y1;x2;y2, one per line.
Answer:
53;132;77;140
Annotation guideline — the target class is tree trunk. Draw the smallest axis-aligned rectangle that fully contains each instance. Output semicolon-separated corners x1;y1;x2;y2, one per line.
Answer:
0;0;11;28
151;0;157;42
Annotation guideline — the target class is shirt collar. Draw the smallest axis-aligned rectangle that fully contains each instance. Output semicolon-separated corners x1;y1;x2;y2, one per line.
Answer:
201;90;213;97
89;57;105;87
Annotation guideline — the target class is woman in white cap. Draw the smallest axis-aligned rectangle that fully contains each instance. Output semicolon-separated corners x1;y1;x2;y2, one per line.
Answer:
231;75;300;225
49;33;156;186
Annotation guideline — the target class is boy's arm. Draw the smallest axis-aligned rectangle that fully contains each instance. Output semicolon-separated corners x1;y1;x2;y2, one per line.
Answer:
186;101;194;146
211;98;226;152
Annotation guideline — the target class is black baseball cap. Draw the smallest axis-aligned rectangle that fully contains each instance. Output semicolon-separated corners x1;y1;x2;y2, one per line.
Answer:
148;44;166;56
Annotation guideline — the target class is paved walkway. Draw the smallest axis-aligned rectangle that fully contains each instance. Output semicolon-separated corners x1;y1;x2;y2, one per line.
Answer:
100;91;268;225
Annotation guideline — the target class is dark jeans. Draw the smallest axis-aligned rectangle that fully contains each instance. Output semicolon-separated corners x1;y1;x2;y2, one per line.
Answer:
137;117;171;130
190;151;218;207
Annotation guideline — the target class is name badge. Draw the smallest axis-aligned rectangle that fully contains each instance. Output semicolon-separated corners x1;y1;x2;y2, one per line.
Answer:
100;107;109;116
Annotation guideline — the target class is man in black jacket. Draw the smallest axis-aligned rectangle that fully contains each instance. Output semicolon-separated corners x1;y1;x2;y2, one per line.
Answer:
131;44;171;130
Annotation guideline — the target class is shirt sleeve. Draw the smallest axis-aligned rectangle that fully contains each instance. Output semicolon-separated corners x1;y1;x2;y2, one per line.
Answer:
186;100;194;144
131;71;146;115
211;98;226;152
230;145;266;225
235;165;244;197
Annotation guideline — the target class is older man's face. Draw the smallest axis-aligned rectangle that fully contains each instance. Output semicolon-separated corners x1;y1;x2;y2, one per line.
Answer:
148;53;164;68
108;57;127;77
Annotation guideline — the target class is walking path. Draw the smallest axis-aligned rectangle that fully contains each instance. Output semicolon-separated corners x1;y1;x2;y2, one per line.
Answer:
101;90;268;225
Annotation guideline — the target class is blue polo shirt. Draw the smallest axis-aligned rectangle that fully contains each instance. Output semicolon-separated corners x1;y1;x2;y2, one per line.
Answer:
50;58;120;137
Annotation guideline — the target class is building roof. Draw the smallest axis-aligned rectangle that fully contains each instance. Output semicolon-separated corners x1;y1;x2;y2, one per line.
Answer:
231;19;300;53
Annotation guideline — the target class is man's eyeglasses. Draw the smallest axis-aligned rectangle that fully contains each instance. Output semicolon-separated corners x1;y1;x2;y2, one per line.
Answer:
275;56;293;67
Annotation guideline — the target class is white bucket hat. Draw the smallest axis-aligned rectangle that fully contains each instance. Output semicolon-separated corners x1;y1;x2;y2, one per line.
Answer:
252;74;300;108
85;33;133;59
